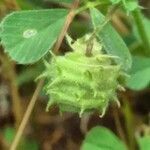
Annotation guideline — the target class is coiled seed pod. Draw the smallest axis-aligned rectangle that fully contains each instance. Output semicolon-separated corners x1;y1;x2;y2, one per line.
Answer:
41;35;126;117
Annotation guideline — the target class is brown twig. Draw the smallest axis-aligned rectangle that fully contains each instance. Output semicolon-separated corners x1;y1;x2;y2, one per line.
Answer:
113;108;127;145
122;100;136;150
112;14;129;36
10;0;80;149
54;0;80;54
9;62;23;128
4;0;20;10
10;79;44;150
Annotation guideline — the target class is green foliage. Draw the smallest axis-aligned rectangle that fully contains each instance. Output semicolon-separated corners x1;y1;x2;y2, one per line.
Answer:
41;35;126;116
127;56;150;90
127;8;150;90
3;127;15;143
81;126;127;150
133;16;150;46
3;127;38;150
110;0;140;13
137;135;150;150
0;9;68;64
82;126;150;150
90;8;132;71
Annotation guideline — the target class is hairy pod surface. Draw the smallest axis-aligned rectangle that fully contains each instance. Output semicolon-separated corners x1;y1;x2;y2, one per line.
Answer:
41;36;126;117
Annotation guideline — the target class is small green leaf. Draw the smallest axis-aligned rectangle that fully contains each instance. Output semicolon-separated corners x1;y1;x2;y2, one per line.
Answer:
127;56;150;90
124;1;139;12
90;8;132;71
81;126;127;150
1;9;68;64
137;135;150;150
110;0;140;12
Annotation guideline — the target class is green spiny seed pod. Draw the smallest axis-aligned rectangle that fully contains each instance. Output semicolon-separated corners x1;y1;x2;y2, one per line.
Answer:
41;35;126;117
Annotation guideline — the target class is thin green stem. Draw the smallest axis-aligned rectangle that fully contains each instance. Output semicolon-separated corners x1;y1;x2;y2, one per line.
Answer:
132;8;150;55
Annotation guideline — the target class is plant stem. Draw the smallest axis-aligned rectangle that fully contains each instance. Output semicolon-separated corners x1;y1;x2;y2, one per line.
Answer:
122;100;136;150
75;1;103;14
9;63;23;129
132;8;150;55
10;79;44;150
54;0;80;54
113;108;127;146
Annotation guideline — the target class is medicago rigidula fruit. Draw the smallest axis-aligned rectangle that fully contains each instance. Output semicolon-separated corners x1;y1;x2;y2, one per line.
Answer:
40;34;127;117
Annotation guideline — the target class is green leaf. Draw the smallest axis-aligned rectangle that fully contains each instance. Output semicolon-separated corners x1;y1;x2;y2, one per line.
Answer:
124;1;139;12
137;136;150;150
110;0;139;13
0;9;68;64
90;8;132;71
81;126;127;150
127;56;150;90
